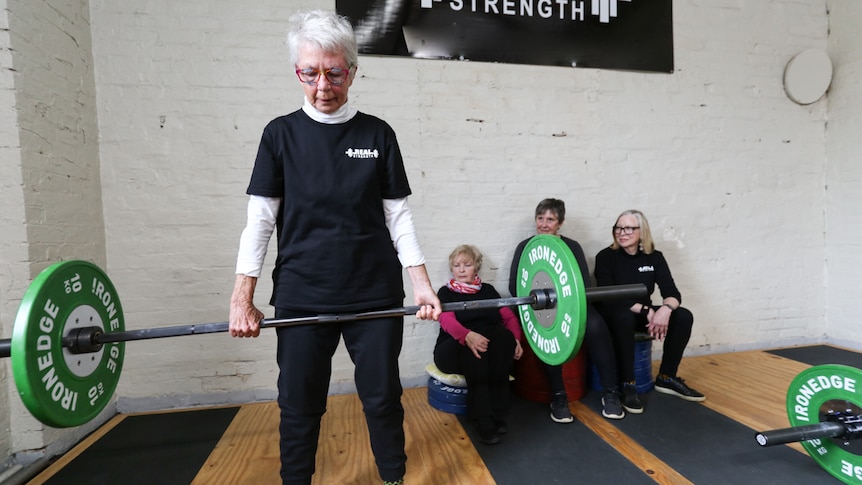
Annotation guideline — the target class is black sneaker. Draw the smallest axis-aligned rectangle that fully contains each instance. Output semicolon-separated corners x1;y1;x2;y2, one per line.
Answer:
549;391;574;423
621;382;644;414
473;418;502;445
475;427;501;445
654;375;706;402
601;389;625;420
493;418;508;434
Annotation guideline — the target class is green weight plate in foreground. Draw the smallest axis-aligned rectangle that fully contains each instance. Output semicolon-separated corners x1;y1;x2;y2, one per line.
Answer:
515;235;586;366
12;261;125;428
786;364;862;484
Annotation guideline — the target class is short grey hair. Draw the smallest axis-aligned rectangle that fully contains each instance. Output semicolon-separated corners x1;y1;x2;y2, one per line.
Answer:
286;10;358;69
534;198;566;224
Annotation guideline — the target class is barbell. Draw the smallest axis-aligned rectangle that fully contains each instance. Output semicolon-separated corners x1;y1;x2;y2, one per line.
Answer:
0;235;646;428
755;364;862;484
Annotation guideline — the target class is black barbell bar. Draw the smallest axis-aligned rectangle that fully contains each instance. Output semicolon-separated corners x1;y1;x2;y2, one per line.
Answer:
755;413;862;447
0;284;646;358
75;291;554;352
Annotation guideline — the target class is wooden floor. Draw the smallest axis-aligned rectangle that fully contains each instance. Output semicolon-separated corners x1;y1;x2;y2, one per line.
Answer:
27;348;825;484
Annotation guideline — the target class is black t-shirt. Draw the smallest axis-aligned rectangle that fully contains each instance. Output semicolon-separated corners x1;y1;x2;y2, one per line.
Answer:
247;109;411;312
594;246;681;310
435;284;504;343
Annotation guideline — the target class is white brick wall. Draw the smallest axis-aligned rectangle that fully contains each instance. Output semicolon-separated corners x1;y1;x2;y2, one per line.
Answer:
3;0;861;464
0;0;22;466
1;0;109;466
83;0;841;408
82;0;845;411
825;0;862;345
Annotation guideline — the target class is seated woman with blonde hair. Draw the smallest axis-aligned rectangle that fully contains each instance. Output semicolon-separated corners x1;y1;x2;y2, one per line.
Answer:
433;244;523;445
595;209;705;414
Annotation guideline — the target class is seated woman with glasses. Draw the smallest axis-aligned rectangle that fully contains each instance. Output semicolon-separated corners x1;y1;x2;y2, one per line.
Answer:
594;209;705;415
434;244;523;446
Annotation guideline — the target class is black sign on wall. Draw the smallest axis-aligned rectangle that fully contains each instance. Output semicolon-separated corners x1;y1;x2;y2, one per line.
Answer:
336;0;673;73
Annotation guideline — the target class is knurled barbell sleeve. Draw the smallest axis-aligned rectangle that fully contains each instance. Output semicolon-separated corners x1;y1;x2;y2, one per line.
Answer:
755;421;846;447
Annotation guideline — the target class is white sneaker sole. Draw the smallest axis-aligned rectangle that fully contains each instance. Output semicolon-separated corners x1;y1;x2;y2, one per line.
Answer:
549;412;574;423
622;404;644;414
601;398;625;420
654;384;706;402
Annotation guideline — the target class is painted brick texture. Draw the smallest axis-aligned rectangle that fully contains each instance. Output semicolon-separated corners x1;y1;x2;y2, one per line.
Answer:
2;2;859;440
83;0;845;408
825;0;862;346
2;0;108;464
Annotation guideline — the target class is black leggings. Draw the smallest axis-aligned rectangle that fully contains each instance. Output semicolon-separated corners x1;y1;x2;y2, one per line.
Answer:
275;309;406;485
600;304;694;382
434;325;516;424
544;305;618;392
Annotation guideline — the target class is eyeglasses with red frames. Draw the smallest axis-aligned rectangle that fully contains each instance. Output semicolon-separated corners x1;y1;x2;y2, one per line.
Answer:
295;66;354;86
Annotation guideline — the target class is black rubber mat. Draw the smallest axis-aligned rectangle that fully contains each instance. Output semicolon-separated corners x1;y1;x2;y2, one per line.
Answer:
580;390;840;484
44;407;239;485
767;344;862;368
459;394;654;484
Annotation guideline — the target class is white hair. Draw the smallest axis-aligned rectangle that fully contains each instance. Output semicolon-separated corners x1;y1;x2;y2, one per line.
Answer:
286;10;358;68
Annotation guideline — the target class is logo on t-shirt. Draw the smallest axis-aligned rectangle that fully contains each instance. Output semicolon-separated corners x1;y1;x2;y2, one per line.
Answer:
345;148;379;159
638;265;654;273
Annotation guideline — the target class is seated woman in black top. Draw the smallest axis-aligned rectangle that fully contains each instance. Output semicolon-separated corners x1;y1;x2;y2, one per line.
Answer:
595;209;705;414
509;198;624;421
434;245;523;445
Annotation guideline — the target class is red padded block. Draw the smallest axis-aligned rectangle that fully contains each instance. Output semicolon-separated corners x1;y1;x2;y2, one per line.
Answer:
512;341;587;403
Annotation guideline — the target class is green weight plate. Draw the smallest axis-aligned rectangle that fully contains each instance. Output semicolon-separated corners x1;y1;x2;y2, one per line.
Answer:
786;364;862;484
12;261;125;428
515;235;586;366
